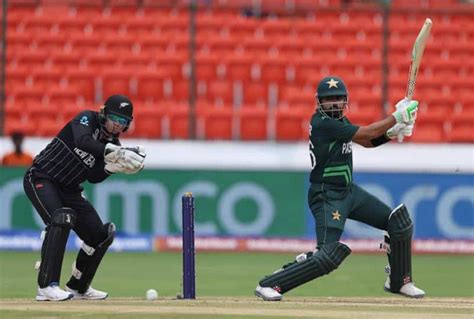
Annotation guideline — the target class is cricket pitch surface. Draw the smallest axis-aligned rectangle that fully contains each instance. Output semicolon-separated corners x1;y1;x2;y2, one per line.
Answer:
1;296;473;318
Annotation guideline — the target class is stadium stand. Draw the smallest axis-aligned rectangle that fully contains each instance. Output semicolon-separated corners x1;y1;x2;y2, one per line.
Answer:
3;0;474;142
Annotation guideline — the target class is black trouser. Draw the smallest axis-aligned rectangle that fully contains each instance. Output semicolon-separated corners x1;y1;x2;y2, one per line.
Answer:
24;167;107;288
24;167;106;245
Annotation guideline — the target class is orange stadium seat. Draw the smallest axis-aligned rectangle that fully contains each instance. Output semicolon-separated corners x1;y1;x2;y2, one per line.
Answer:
13;49;49;69
46;87;81;111
260;18;292;38
243;81;268;107
204;36;239;55
5;117;37;136
408;122;445;143
224;54;255;82
119;53;154;69
130;106;165;138
126;17;156;36
168;104;190;139
5;67;31;93
275;107;306;141
242;37;277;55
101;70;133;98
50;51;83;70
104;35;137;54
194;53;220;82
198;106;234;140
171;81;190;103
228;16;260;39
90;15;122;34
70;33;103;53
207;80;233;105
155;52;187;80
35;33;68;52
66;69;97;102
135;70;165;102
237;107;268;140
86;52;119;72
5;99;24;121
259;56;290;85
448;125;474;143
36;118;67;137
31;68;65;90
12;86;44;106
57;16;89;35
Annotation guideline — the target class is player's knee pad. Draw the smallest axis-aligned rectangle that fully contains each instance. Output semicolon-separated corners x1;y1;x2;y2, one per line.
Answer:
386;204;413;293
259;241;351;294
37;208;76;288
68;223;115;293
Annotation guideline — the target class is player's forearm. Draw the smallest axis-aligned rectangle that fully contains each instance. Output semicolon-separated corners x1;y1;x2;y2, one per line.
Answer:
353;116;396;141
75;135;106;158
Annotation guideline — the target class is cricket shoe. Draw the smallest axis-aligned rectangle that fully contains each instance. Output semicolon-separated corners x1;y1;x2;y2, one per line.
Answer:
36;284;74;301
384;277;425;299
255;285;282;301
65;286;108;300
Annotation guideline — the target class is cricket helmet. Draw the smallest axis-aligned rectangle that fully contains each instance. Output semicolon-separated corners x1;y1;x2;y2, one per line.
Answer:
100;94;133;133
315;76;349;119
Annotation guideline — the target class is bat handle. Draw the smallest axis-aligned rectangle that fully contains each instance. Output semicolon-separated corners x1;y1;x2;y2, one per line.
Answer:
397;133;404;143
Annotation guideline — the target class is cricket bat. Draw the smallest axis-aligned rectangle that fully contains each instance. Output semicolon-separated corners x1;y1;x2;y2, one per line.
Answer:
398;18;433;142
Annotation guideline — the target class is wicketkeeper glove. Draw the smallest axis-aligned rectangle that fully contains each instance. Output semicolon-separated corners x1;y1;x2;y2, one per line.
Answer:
105;161;144;174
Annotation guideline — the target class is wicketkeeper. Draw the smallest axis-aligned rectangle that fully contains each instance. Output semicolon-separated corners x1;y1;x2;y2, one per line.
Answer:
255;76;425;301
23;94;146;301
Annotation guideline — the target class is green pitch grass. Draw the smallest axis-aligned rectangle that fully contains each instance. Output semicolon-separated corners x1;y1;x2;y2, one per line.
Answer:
1;251;473;299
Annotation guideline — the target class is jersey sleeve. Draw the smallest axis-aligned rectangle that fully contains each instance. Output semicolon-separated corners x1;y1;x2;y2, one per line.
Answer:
71;110;106;158
312;116;359;143
86;161;111;183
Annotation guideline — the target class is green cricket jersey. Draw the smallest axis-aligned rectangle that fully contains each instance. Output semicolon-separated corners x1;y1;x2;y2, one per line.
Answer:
309;111;359;188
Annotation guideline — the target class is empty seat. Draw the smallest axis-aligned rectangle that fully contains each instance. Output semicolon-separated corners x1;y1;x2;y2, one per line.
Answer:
101;70;133;98
130;106;165;138
4;117;37;136
66;69;97;102
408;123;445;143
50;51;83;70
207;80;233;105
36;118;67;137
86;52;119;72
447;124;473;143
198;106;234;140
274;107;306;141
135;70;165;102
168;104;191;139
237;107;268;140
243;81;268;106
31;68;65;90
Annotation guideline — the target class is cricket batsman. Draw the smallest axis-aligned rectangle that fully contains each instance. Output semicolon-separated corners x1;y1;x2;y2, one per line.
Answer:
255;76;425;301
23;95;146;301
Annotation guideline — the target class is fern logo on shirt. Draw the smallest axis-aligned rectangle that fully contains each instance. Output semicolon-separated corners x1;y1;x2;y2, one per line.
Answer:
342;142;352;154
79;116;89;126
74;147;96;168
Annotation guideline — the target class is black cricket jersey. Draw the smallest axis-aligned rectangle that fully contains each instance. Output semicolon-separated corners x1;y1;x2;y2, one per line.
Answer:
309;111;359;188
33;110;119;190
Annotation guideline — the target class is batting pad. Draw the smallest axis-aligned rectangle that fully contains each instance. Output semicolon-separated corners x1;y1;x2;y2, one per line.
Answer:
259;241;351;294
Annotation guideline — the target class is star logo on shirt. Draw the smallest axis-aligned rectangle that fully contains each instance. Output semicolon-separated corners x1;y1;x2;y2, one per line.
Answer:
326;78;339;88
332;210;341;221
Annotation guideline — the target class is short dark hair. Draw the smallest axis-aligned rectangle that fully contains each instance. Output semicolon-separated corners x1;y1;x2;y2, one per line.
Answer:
11;131;24;140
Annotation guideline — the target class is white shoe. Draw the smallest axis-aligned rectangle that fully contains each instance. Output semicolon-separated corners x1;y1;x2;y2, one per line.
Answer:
384;277;425;298
36;284;74;301
65;286;108;300
255;285;282;301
